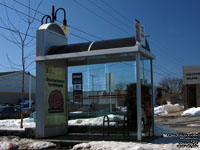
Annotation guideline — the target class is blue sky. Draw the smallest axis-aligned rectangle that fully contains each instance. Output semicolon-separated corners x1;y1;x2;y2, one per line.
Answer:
0;0;200;87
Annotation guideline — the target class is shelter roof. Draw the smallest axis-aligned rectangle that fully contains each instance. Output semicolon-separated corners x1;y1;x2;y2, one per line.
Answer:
48;37;150;55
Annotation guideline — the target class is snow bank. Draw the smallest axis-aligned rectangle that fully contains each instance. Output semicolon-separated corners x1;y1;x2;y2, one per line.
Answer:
187;123;200;127
181;107;200;116
69;116;177;136
68;114;124;126
164;104;183;113
72;141;199;150
27;141;56;149
70;111;84;114
0;118;35;130
154;105;168;115
0;141;18;150
0;136;56;150
154;103;183;115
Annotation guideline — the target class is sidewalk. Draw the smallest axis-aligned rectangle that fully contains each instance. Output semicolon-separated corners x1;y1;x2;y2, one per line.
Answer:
42;134;159;147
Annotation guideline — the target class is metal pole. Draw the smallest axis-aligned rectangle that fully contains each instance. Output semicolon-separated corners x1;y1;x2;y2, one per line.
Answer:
142;60;145;84
29;73;32;109
136;53;142;141
91;75;94;93
52;5;55;22
90;75;95;105
151;59;155;136
109;73;112;112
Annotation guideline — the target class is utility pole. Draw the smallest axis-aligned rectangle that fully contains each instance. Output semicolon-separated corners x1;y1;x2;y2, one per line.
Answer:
28;72;32;109
91;75;95;93
108;73;112;112
90;74;95;105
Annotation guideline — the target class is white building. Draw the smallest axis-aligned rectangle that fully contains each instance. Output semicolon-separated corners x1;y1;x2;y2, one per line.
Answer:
183;66;200;109
0;71;35;104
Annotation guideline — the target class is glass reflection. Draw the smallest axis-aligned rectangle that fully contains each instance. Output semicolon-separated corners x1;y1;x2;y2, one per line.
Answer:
67;58;153;136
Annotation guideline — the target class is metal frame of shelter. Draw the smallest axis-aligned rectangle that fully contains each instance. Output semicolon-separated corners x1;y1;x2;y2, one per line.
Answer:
35;23;155;141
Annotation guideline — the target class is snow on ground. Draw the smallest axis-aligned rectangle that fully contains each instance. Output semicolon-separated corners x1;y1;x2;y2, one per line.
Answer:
70;111;84;114
154;102;183;115
72;140;200;150
187;123;200;127
68;115;177;136
0;116;177;138
0;136;56;150
0;117;35;130
72;124;197;150
0;116;176;137
68;114;124;126
0;116;197;150
154;105;168;115
182;107;200;116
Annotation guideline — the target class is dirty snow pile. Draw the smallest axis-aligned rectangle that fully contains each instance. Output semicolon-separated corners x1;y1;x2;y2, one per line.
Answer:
181;107;200;116
154;105;168;115
0;136;56;150
0;118;35;130
68;114;123;126
154;102;183;115
72;141;199;150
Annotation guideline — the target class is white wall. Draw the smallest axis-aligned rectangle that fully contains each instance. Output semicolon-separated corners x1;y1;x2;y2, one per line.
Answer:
183;66;200;85
0;72;36;104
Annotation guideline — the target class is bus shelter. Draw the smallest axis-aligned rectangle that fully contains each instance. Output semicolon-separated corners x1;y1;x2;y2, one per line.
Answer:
35;23;155;141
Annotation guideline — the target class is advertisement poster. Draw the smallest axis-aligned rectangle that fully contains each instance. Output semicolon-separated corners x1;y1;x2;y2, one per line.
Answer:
45;65;67;127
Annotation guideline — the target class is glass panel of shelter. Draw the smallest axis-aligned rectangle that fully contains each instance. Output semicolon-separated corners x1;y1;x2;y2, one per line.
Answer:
140;55;153;136
67;54;153;136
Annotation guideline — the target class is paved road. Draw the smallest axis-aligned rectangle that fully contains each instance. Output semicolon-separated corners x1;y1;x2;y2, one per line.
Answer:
155;114;200;134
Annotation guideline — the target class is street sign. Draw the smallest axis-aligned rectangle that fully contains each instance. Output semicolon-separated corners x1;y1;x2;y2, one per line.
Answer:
135;19;146;47
72;73;82;84
72;73;83;102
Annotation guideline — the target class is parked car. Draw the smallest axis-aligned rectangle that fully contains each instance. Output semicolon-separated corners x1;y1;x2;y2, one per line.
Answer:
23;108;33;117
0;106;32;119
0;106;20;119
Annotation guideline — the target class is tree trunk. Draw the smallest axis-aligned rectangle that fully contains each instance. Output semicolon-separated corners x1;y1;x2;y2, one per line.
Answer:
20;45;25;128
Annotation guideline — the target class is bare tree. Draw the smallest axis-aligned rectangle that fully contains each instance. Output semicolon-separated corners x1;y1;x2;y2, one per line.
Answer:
159;77;183;104
0;0;42;128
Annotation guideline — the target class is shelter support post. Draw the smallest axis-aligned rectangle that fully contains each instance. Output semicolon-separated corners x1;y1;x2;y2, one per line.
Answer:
136;52;142;141
151;59;154;136
35;24;68;138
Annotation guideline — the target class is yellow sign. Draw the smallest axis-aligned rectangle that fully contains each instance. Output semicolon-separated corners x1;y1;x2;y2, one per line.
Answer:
45;65;67;127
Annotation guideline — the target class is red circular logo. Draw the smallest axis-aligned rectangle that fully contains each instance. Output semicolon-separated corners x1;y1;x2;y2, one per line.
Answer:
49;90;64;109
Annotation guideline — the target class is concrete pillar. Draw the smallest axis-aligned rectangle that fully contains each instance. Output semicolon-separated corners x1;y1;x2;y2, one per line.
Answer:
36;62;45;137
36;24;68;138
